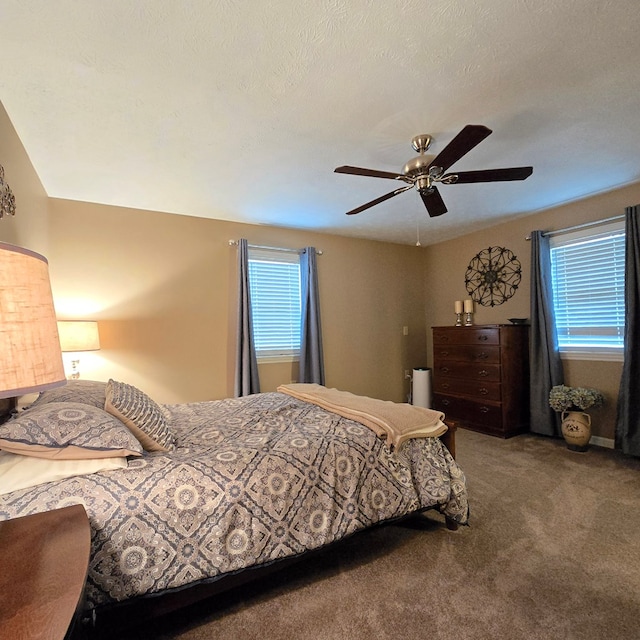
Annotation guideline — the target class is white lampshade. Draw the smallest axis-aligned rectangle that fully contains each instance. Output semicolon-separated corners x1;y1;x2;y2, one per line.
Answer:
57;321;101;352
0;242;66;399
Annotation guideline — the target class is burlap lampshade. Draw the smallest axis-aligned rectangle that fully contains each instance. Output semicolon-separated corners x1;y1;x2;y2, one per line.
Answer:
0;242;66;398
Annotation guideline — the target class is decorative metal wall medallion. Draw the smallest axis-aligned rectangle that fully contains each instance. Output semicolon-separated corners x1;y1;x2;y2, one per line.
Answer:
465;246;521;307
0;164;17;219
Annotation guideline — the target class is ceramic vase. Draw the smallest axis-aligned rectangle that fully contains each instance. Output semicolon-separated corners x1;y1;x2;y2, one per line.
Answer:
561;411;591;452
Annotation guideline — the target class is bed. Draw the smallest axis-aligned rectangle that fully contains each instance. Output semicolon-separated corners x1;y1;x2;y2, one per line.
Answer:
0;379;468;634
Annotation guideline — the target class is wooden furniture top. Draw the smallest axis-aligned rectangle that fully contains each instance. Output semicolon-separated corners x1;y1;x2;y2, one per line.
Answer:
0;504;91;640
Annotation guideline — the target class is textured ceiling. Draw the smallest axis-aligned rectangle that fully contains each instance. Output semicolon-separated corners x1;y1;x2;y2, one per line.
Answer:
0;0;639;245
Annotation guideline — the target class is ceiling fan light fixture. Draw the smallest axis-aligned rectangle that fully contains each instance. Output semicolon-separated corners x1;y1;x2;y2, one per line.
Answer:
416;175;432;193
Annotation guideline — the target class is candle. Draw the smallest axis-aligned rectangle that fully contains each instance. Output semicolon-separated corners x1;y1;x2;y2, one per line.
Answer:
464;299;474;313
454;300;463;314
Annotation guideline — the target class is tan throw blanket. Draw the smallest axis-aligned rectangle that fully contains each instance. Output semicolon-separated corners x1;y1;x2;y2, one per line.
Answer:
277;383;447;449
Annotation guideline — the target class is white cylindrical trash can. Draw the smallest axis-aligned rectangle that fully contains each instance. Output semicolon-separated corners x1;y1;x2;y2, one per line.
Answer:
412;367;432;409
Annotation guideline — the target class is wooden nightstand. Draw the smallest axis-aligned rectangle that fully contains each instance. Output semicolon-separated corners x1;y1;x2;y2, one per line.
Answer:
0;504;91;640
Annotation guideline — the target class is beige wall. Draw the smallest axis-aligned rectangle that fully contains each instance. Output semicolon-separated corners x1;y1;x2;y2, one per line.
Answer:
423;183;640;441
47;199;427;405
0;102;51;252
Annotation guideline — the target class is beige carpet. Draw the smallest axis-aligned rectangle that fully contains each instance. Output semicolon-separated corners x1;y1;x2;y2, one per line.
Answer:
102;429;640;640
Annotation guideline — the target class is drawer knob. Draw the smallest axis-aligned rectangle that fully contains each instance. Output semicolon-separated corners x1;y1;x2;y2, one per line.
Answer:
441;398;451;406
479;387;488;395
475;351;489;360
478;335;488;341
478;369;488;377
440;350;450;357
442;383;450;390
440;367;450;374
479;406;490;414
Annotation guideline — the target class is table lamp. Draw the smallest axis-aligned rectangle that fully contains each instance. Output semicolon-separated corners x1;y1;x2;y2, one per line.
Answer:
57;321;101;379
0;242;66;420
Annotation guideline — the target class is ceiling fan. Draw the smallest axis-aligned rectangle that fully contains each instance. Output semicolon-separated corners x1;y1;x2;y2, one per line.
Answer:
334;124;533;218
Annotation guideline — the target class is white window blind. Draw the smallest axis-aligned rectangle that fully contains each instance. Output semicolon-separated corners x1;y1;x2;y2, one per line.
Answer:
550;221;625;354
248;247;301;358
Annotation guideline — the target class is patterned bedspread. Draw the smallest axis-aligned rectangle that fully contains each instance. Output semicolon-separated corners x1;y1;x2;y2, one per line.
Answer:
0;392;468;613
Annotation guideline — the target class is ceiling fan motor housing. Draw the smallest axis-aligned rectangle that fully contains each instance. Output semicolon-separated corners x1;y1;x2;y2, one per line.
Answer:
404;134;440;192
402;154;435;178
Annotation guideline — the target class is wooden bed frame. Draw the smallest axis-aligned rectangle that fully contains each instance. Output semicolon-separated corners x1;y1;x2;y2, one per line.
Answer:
85;422;459;635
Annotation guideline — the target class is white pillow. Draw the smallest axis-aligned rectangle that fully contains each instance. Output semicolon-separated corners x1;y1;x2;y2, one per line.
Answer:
0;450;128;496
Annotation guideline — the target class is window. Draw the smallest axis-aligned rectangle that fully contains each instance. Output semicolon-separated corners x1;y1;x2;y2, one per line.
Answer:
248;247;301;359
549;221;625;360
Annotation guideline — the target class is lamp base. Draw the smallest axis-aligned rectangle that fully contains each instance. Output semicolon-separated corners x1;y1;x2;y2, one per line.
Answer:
69;359;80;380
0;397;16;424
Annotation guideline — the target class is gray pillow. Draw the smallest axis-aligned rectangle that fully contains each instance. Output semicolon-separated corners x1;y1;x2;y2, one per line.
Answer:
105;379;175;452
0;402;143;459
30;380;107;409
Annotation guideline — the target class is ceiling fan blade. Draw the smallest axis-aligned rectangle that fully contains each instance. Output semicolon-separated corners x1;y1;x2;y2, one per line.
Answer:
442;167;534;184
335;165;406;180
428;125;492;173
345;185;413;215
420;187;448;217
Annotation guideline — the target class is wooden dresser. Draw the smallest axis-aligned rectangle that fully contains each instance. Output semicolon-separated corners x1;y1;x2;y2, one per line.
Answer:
432;324;529;438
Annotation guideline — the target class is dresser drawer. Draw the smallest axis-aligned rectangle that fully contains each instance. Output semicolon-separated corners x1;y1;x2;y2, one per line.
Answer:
433;345;501;364
433;361;501;381
433;393;504;429
432;327;500;346
433;378;501;402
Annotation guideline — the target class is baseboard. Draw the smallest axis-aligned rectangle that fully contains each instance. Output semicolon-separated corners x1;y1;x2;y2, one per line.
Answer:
590;436;615;449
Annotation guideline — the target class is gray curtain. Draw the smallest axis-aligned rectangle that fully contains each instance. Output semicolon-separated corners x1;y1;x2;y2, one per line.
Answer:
615;205;640;456
530;231;564;435
299;247;325;384
234;239;260;396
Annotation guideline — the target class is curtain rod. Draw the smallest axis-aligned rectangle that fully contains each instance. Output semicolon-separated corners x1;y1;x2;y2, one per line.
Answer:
525;214;625;241
228;240;323;255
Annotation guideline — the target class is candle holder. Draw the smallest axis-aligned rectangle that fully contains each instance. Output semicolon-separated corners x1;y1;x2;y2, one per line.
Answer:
464;311;473;326
455;312;463;326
